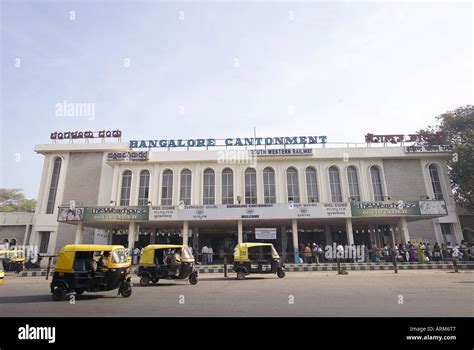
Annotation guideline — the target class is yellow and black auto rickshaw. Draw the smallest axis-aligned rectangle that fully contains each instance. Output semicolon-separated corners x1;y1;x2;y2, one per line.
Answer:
50;244;132;301
0;249;25;273
0;268;4;285
233;243;286;280
137;244;198;286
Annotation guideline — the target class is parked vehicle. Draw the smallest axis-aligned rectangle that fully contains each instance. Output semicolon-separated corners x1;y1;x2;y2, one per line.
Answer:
50;244;132;301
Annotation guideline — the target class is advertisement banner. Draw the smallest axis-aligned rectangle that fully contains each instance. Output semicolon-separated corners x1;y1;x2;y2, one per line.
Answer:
419;201;448;215
351;201;420;216
351;201;447;217
58;207;84;222
83;207;149;221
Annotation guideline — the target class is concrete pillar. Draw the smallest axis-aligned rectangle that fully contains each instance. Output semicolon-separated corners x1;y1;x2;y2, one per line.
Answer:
150;230;156;244
368;224;376;244
193;228;200;255
182;221;189;246
237;220;243;244
29;231;38;248
22;224;31;246
345;218;354;245
280;225;287;263
324;225;332;246
398;217;410;244
48;230;59;255
452;222;463;245
390;226;396;246
127;222;137;249
292;219;299;263
74;223;84;244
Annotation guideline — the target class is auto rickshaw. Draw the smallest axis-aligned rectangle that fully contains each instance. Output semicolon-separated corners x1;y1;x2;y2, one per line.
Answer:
233;243;286;280
50;244;132;301
137;244;198;286
0;269;4;285
0;249;25;273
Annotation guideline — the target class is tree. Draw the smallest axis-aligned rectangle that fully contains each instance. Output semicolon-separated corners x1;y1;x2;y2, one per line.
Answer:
0;189;37;212
418;105;474;209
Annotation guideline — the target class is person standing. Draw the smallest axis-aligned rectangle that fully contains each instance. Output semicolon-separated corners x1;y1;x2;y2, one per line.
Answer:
417;242;425;263
336;242;344;261
408;241;417;262
299;242;306;263
425;243;432;261
201;245;209;265
304;244;312;264
208;245;214;264
433;242;441;261
133;247;140;265
312;243;320;265
370;242;380;263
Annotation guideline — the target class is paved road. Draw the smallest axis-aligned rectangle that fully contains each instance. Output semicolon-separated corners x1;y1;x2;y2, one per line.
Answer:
0;270;473;317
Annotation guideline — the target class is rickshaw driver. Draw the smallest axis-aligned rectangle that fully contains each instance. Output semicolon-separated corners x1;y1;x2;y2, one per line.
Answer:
97;251;110;272
167;249;181;275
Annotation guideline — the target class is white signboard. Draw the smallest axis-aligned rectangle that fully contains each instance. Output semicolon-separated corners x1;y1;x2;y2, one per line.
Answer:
405;145;453;153
255;228;277;239
150;206;178;220
149;203;350;221
249;148;314;156
321;202;351;217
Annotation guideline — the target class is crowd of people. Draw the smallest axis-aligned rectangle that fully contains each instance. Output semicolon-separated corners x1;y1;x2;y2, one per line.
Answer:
297;240;474;264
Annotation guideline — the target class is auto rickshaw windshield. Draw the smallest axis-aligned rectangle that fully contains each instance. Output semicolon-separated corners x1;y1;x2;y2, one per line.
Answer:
112;249;127;264
181;247;194;260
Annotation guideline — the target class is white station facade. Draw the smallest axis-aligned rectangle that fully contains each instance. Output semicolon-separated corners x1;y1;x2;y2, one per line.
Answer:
27;131;463;262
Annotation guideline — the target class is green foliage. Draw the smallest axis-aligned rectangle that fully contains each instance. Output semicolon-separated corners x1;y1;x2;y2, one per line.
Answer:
0;189;36;212
419;105;474;210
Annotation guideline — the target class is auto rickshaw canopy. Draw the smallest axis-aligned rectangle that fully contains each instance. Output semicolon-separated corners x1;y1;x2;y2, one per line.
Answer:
140;244;194;265
55;244;129;273
234;243;280;262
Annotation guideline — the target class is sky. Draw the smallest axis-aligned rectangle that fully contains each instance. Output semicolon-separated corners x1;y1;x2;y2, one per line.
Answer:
1;0;472;199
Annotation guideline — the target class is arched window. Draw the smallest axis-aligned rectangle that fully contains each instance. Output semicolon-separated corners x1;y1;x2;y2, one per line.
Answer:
138;170;150;206
347;166;361;201
180;169;192;205
161;170;173;205
221;168;234;204
120;170;132;206
429;164;444;200
286;167;300;203
305;167;319;202
329;166;342;202
46;157;62;214
263;167;276;203
245;168;257;204
203;169;215;205
370;166;384;201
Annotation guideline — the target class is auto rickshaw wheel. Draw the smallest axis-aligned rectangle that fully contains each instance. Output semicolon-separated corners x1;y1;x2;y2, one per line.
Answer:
151;277;159;284
139;275;150;286
120;282;132;298
236;271;246;280
277;268;286;278
52;287;66;301
189;275;198;285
